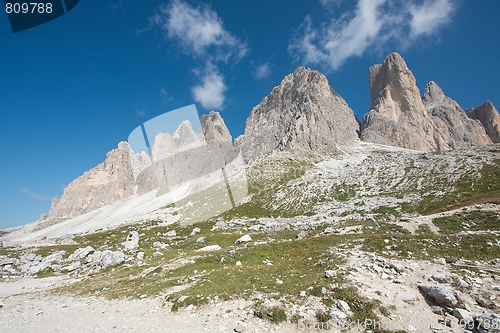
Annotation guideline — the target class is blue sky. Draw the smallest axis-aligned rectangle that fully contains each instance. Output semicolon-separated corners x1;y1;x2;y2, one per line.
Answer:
1;0;499;228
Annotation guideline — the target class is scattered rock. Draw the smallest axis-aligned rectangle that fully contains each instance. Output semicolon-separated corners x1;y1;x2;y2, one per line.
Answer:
452;308;473;323
86;250;126;269
61;261;81;272
296;231;308;239
178;296;189;303
430;273;453;284
165;230;176;237
123;231;139;251
457;277;470;288
152;251;164;258
235;234;252;244
196;245;222;252
28;251;66;274
475;294;497;310
431;305;444;315
196;237;206;243
432;258;447;265
0;257;19;266
325;270;336;278
330;310;347;320
390;263;402;273
140;266;161;278
234;322;247;333
236;261;242;266
67;246;94;261
336;300;350;312
190;228;201;236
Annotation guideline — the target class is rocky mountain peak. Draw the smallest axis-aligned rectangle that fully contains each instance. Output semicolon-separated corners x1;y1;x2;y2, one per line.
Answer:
173;120;199;147
151;132;175;162
199;111;232;145
362;53;437;151
422;81;492;150
234;66;360;160
45;142;143;220
423;81;446;104
362;53;493;151
466;101;500;143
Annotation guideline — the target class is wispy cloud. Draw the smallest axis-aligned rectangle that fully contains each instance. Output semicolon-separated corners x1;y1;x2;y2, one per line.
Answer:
136;109;145;117
21;188;46;201
254;62;271;79
192;68;227;110
148;0;248;109
409;0;455;37
160;87;174;104
289;0;456;71
111;0;124;14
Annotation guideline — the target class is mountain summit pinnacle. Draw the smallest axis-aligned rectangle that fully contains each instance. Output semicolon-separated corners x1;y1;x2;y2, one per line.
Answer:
361;52;493;151
235;66;360;160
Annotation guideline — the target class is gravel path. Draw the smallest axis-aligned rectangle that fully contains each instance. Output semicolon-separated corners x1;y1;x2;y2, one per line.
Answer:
0;276;302;333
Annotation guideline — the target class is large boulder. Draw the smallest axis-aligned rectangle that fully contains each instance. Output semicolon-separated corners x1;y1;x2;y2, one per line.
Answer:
419;284;463;308
86;250;126;269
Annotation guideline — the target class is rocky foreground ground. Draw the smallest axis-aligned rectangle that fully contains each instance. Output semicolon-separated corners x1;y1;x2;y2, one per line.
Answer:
2;203;500;332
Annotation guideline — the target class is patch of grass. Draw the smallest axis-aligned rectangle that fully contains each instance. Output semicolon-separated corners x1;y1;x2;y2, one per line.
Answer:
35;268;58;278
372;206;401;219
364;222;410;235
254;305;287;324
63;227;352;307
173;181;234;226
433;211;500;234
362;231;500;262
315;309;329;323
415;224;432;234
33;244;80;259
379;305;392;317
416;159;500;214
330;184;357;202
170;303;179;312
330;286;381;325
0;247;22;258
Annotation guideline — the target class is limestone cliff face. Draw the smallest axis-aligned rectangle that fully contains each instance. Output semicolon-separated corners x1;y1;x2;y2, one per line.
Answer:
361;53;493;151
361;53;437;151
46;142;151;220
136;111;238;196
46;112;237;221
466;101;500;143
234;66;360;160
42;56;499;222
423;81;492;150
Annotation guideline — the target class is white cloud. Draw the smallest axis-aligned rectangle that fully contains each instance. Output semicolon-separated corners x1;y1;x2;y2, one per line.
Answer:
192;70;227;110
255;62;271;79
319;0;345;8
409;0;455;36
152;0;247;62
290;0;456;71
148;0;248;110
21;188;46;201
